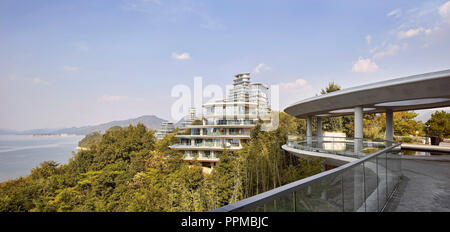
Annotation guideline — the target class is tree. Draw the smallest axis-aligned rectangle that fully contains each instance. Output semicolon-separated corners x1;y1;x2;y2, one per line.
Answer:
426;110;450;138
393;111;424;136
319;82;346;133
0;119;323;212
320;82;341;95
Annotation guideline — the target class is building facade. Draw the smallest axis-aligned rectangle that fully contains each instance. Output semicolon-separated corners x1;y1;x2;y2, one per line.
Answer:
169;73;270;169
155;122;175;140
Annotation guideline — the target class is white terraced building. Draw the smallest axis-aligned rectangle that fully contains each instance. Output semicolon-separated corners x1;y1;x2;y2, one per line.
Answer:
170;73;270;169
155;122;175;140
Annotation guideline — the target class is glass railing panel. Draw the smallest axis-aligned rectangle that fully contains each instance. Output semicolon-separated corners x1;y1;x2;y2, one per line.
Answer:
272;194;295;212
319;175;343;212
294;175;343;212
211;140;400;212
342;163;365;212
376;151;388;210
364;156;379;212
386;149;402;197
287;135;394;158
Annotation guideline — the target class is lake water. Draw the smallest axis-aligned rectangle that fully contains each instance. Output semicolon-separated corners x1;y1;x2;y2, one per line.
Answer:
0;135;83;182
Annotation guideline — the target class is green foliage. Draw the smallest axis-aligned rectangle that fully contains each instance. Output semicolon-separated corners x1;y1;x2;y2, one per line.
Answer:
426;110;450;138
393;111;424;136
343;111;424;139
78;132;102;148
0;119;323;212
191;120;203;125
320;82;341;95
317;83;425;139
237;112;323;198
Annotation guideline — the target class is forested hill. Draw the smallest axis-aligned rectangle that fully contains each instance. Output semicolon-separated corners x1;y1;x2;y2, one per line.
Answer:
0;113;323;212
2;115;167;135
54;115;166;135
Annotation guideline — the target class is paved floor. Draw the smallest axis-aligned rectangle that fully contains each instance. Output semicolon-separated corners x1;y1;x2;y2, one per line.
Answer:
385;159;450;212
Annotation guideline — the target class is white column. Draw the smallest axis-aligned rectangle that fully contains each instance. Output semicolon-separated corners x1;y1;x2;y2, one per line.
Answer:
316;117;323;147
385;109;393;144
354;106;363;155
316;117;322;136
306;116;312;145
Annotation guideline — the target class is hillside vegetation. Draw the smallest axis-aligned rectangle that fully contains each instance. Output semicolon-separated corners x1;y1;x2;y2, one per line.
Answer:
0;112;322;212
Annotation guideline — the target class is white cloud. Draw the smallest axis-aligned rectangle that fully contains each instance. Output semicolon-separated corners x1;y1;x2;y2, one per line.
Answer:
365;35;372;44
75;42;89;52
387;8;402;18
425;26;440;35
373;43;407;59
200;14;225;30
172;52;191;60
32;78;48;85
352;57;378;73
122;0;162;13
439;1;450;24
253;63;271;73
98;95;127;102
398;27;425;39
279;79;311;89
63;65;80;71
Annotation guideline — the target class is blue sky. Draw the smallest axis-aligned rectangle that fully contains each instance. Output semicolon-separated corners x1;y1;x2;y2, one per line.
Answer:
1;0;450;130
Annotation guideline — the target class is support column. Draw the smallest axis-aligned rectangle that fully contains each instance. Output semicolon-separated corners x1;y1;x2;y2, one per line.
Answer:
354;107;365;210
385;109;393;145
306;116;312;145
316;117;323;147
354;106;363;155
316;117;322;137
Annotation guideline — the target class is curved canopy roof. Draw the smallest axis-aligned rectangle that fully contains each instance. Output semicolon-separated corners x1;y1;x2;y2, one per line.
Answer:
284;69;450;118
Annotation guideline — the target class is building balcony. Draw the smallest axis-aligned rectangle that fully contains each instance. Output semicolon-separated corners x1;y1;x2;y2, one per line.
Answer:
183;155;220;162
286;135;395;158
176;134;250;139
169;143;243;151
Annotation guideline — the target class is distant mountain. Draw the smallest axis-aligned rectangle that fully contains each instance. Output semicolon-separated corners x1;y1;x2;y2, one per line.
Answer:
54;115;167;135
174;116;186;129
18;128;62;135
1;115;167;135
0;129;18;135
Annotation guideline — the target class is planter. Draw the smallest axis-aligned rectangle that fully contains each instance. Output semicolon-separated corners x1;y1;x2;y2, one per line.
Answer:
430;136;441;146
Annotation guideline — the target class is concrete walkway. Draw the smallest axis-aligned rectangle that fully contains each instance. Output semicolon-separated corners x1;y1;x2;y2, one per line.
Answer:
384;159;450;212
401;143;450;153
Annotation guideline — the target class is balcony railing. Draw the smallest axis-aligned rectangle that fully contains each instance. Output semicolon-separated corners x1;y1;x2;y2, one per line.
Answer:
211;138;402;212
287;135;393;157
170;143;242;150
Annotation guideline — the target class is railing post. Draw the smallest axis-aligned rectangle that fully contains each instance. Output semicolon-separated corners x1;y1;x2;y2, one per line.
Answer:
363;162;366;212
376;155;380;212
341;174;345;212
306;116;312;146
292;191;296;212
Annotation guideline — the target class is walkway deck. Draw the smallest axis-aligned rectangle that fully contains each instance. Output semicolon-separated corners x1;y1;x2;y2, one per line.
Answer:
401;143;450;153
384;159;450;212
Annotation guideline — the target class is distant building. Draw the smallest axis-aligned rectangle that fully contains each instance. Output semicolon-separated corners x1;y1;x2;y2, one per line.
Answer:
155;122;175;140
170;73;270;170
179;107;197;132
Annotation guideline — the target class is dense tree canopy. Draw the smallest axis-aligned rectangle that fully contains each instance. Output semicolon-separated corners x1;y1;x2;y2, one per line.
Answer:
0;114;322;212
426;110;450;138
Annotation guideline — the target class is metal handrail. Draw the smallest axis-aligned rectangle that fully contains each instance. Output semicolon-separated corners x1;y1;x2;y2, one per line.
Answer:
211;141;401;212
289;135;395;143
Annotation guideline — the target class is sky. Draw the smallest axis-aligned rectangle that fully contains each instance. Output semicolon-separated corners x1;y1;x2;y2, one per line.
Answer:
1;0;450;130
